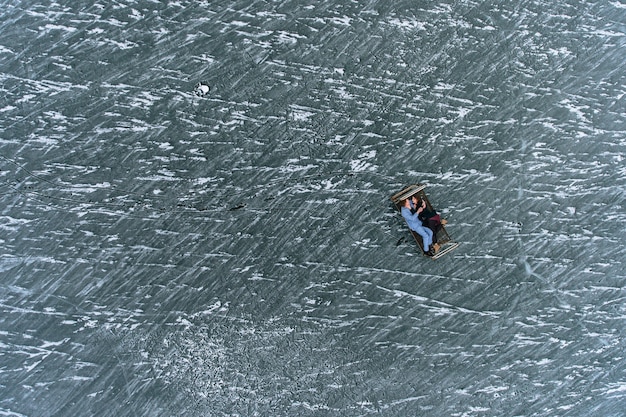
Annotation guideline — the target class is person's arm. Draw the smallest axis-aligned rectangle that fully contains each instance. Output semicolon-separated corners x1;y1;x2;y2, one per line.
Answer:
402;206;420;222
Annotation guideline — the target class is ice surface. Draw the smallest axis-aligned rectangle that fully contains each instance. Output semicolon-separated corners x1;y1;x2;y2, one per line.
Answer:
0;1;625;416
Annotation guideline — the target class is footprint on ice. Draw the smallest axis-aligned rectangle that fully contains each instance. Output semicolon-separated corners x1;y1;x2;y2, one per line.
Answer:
194;82;210;96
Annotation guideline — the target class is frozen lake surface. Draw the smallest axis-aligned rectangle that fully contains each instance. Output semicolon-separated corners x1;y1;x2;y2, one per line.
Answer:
1;1;625;416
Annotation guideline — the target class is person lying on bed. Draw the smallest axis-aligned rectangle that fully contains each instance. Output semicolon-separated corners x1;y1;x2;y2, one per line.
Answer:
401;198;435;256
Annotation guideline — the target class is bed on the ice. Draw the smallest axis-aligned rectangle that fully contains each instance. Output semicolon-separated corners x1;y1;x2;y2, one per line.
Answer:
390;184;459;260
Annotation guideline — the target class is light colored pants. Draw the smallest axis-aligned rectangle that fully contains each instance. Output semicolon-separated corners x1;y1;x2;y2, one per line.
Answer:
413;225;433;252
